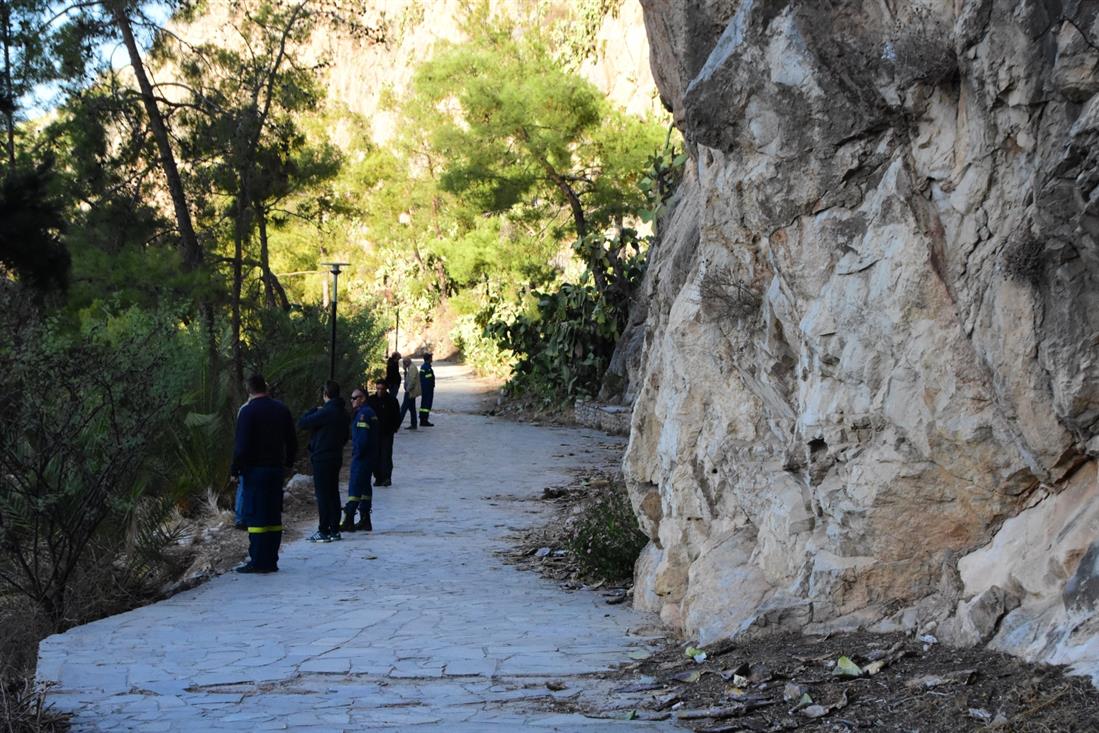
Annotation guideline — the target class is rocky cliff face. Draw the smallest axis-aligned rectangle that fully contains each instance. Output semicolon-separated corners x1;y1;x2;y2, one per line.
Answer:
624;0;1099;681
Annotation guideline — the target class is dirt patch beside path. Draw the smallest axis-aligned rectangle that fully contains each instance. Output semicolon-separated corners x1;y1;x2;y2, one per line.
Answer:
504;469;1099;731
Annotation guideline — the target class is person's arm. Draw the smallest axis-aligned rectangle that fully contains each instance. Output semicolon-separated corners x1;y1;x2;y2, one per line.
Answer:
369;413;380;463
231;407;252;477
296;405;325;430
283;407;298;469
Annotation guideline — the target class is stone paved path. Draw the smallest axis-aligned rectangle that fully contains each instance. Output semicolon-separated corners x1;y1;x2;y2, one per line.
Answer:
37;364;679;731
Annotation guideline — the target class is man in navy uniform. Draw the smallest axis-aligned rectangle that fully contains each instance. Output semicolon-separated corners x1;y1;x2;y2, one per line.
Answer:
231;374;296;573
297;380;349;543
343;386;379;532
418;353;435;427
367;378;400;486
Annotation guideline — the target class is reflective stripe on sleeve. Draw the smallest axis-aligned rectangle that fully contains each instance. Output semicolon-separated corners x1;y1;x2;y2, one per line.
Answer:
247;525;284;533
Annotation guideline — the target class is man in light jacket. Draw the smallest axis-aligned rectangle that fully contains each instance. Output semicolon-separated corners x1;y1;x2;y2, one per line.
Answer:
400;356;421;430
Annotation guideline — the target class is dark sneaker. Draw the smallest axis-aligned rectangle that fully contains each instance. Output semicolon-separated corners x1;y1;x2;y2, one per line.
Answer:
329;532;342;542
307;531;330;543
355;515;372;532
421;421;434;426
236;563;277;574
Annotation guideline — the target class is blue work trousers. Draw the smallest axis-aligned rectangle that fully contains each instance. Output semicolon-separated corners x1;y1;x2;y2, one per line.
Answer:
241;466;284;571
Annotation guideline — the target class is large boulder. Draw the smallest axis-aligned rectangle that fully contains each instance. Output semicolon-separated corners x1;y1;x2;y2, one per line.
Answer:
625;0;1099;682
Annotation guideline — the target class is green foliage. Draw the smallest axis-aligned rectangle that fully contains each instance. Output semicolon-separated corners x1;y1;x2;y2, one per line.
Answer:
0;160;69;294
451;312;514;380
411;10;664;248
244;304;386;412
488;274;631;402
545;0;625;68
0;290;193;626
564;477;647;582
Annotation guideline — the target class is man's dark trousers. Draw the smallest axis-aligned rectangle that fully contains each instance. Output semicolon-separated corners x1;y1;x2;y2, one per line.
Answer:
401;395;418;429
242;465;284;570
313;460;342;535
374;432;394;484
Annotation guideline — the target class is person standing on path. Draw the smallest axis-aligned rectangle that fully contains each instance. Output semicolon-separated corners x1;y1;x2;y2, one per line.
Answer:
233;393;255;530
231;374;297;573
342;387;379;532
400;356;421;430
418;353;435;427
366;378;400;486
385;352;402;397
297;380;349;543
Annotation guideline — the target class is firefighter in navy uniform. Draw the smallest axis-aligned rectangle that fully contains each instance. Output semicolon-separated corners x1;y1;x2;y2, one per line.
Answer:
343;386;379;532
231;374;297;573
418;353;435;427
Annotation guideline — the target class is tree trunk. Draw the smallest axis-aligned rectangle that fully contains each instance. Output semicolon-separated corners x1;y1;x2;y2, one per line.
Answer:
542;165;608;295
256;204;289;310
108;2;202;272
1;3;15;170
231;191;247;390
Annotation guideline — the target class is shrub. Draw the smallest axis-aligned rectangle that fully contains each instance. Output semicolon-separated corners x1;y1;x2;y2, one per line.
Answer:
487;259;642;403
563;477;648;582
244;303;386;413
0;293;192;627
451;312;515;379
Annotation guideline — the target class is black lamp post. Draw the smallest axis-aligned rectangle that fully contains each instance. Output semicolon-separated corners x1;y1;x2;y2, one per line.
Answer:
321;262;350;380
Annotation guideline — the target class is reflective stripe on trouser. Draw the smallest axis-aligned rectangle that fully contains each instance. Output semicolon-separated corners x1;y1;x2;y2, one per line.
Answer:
347;458;372;515
242;465;284;571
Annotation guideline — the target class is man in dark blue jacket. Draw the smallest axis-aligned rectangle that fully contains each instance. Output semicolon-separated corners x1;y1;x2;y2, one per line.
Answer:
342;386;379;532
297;380;349;543
231;374;297;573
366;378;400;486
418;353;435;427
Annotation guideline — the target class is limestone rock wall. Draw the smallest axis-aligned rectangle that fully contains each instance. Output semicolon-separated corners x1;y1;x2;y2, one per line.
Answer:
626;0;1099;681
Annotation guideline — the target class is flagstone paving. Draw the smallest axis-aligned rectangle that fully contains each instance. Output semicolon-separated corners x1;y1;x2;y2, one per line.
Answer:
37;363;680;731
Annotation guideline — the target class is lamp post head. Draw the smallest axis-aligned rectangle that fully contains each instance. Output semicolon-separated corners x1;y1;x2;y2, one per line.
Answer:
320;261;351;275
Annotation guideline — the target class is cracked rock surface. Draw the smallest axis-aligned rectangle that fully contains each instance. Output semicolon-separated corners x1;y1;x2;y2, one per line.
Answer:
37;364;678;731
618;0;1099;681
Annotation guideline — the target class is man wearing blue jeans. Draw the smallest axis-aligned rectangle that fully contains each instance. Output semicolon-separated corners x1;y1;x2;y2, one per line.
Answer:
297;380;349;543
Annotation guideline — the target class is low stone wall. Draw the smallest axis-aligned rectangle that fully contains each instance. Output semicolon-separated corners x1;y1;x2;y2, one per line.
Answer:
574;401;632;436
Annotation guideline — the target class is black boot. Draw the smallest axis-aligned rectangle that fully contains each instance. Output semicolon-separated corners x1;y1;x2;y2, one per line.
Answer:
341;507;357;533
355;505;372;532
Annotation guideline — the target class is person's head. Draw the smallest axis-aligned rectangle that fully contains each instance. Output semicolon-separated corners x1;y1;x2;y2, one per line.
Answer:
246;373;267;396
323;380;341;401
402;357;411;367
423;353;432;364
374;379;387;396
350;386;367;409
391;351;401;361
